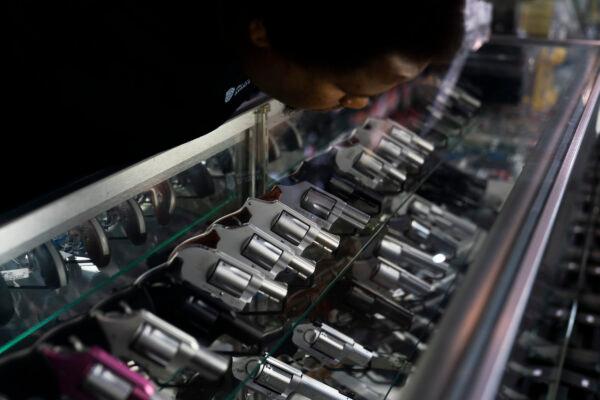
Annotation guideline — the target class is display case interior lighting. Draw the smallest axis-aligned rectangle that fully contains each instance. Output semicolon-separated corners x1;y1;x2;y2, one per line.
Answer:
432;253;447;263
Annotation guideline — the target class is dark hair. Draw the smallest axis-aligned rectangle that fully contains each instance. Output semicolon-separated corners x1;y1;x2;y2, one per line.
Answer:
236;1;465;69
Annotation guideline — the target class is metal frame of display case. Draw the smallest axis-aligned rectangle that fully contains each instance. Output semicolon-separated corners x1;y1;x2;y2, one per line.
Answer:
401;47;600;400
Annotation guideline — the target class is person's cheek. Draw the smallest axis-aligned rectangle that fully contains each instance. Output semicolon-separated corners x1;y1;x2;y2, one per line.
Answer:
274;69;344;110
340;96;370;110
285;72;327;108
274;63;317;108
306;82;345;110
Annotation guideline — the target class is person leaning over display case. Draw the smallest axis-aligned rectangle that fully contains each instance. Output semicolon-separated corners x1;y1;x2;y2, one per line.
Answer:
3;0;465;217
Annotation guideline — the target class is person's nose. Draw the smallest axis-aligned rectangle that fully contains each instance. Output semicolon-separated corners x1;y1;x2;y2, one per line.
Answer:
339;96;370;110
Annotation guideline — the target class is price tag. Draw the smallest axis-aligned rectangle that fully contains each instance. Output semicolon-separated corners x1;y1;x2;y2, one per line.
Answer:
1;268;31;281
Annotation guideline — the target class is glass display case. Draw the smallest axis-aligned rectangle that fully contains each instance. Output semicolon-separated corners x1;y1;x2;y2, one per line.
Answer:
0;37;598;400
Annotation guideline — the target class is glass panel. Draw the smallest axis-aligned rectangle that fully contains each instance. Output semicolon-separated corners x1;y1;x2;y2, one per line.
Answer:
0;143;251;354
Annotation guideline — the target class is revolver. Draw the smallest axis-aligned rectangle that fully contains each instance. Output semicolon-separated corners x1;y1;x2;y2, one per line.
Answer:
175;223;316;280
112;199;147;246
218;196;341;256
352;258;436;297
90;283;282;348
292;322;374;367
289;152;387;216
349;128;427;173
291;322;411;373
264;181;371;231
376;233;451;276
40;345;168;400
232;355;352;400
407;196;478;242
172;244;288;310
387;215;460;259
93;307;230;381
333;143;407;193
141;181;176;226
363;118;436;156
333;278;414;330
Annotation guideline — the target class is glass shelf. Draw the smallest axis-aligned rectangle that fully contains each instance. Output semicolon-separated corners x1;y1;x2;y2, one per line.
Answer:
0;144;251;354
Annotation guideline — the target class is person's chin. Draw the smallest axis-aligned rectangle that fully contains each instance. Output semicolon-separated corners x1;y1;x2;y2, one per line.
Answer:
308;105;343;112
279;97;341;112
283;103;340;113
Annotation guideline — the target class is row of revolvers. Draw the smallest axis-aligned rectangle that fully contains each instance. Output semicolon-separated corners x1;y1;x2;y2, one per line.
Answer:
0;85;488;399
0;170;483;398
0;181;175;289
499;140;600;400
213;84;486;399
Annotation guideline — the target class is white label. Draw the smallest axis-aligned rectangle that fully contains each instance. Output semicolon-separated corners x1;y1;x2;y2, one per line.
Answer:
79;264;100;273
1;268;31;281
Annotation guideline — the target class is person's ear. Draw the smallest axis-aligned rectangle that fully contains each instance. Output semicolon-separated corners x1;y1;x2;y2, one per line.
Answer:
248;19;270;48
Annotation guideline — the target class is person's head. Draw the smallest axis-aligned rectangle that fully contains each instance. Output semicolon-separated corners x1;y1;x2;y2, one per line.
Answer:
234;1;465;111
